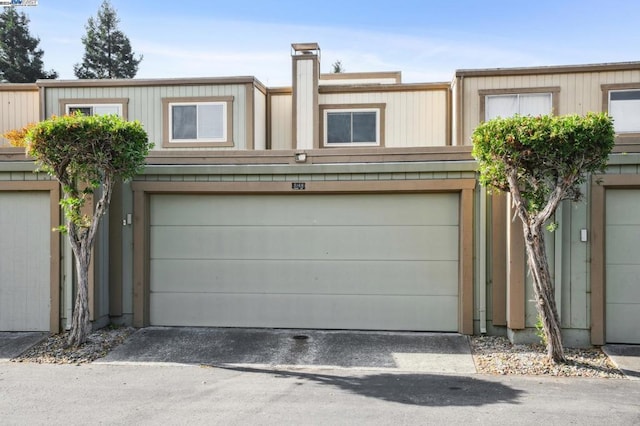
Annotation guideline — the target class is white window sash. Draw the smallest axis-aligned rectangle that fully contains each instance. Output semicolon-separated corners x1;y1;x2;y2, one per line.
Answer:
169;102;227;143
609;90;640;133
324;108;380;146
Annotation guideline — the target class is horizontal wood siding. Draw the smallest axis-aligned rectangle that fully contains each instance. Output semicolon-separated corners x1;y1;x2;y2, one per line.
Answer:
0;90;39;147
319;89;448;147
461;70;640;145
270;94;293;150
44;84;248;150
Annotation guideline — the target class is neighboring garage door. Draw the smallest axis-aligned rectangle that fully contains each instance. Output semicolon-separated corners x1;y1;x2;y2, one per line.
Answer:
606;189;640;344
149;193;459;331
0;192;51;331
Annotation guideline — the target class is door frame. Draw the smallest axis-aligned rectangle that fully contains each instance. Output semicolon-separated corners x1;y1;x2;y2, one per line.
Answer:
131;178;476;334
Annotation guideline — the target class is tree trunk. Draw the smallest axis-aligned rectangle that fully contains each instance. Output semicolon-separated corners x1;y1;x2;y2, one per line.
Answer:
67;235;92;347
521;220;566;363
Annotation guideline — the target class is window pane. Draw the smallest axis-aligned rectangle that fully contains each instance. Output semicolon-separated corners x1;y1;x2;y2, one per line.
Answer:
352;112;377;143
69;107;92;116
172;105;197;140
93;105;122;116
485;95;518;120
611;98;640;133
327;112;352;143
197;104;224;139
519;93;552;116
611;90;640;101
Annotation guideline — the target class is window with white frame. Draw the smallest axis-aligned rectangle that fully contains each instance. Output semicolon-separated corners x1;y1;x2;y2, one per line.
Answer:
485;93;553;121
324;108;380;146
609;89;640;133
169;102;226;142
162;96;233;147
65;103;123;116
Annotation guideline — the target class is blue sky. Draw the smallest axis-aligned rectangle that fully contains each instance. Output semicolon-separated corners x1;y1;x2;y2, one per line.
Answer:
12;0;640;85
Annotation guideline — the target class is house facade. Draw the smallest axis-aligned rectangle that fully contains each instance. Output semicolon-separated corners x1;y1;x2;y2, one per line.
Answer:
1;43;638;347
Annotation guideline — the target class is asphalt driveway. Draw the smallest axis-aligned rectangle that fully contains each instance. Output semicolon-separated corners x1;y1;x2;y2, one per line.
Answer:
98;327;477;374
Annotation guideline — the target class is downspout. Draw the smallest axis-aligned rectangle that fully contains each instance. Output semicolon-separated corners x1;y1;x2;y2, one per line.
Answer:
479;185;487;334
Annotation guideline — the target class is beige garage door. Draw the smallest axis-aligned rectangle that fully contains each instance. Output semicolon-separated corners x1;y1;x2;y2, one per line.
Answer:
606;189;640;344
0;192;51;331
149;193;459;331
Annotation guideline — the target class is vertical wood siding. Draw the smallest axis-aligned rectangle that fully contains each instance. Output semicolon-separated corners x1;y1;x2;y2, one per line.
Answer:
0;89;39;147
319;89;448;147
254;88;266;150
461;70;640;145
43;84;248;150
270;94;293;150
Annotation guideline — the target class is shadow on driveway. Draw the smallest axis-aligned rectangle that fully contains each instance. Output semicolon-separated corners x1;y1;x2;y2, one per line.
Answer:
212;364;523;407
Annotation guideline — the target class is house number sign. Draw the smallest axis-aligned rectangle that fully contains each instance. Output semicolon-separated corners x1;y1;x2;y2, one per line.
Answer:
291;182;306;190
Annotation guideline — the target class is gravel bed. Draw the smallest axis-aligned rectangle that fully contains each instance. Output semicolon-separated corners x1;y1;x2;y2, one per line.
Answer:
12;327;134;365
471;335;624;378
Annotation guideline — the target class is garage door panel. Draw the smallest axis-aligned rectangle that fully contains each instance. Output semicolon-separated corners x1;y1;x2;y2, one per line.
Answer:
605;226;640;264
149;192;460;331
150;292;459;331
0;192;50;331
606;264;640;304
150;193;459;227
606;190;640;224
151;226;459;261
150;259;459;296
606;189;640;344
606;305;640;344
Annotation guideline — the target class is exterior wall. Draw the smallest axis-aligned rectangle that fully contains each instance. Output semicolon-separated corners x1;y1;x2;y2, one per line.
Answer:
319;86;449;147
129;161;477;333
269;91;293;150
41;82;251;151
458;68;640;145
0;84;39;147
293;56;318;150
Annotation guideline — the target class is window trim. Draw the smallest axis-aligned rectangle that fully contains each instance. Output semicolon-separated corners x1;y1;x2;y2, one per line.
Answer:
602;83;640;144
162;96;234;148
479;87;560;122
320;103;385;148
59;98;128;119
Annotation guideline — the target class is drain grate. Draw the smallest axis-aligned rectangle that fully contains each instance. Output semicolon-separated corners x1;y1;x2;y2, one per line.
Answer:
292;335;309;341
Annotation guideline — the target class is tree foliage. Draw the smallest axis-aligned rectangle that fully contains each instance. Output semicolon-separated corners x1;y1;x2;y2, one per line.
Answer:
472;112;615;363
17;113;151;346
74;0;142;79
0;7;57;82
331;60;345;73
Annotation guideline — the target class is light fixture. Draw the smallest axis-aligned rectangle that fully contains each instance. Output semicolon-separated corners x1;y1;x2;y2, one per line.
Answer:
294;152;307;163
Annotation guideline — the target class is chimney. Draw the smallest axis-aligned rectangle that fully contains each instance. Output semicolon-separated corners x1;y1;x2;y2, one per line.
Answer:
291;43;320;150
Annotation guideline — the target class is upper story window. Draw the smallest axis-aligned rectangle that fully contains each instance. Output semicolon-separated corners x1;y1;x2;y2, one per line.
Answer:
485;93;552;121
608;89;640;133
479;87;560;122
321;104;385;147
162;96;233;148
60;98;128;118
66;104;122;116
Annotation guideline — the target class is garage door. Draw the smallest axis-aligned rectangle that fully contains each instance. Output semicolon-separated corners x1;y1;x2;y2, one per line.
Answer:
0;192;51;331
606;189;640;344
149;193;459;331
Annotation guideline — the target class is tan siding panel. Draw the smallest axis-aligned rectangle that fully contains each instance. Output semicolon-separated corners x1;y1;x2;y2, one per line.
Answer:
319;90;447;147
270;94;293;150
0;90;39;147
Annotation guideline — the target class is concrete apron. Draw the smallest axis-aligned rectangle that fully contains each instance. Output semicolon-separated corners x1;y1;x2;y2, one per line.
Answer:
98;327;477;374
603;345;640;381
0;332;47;360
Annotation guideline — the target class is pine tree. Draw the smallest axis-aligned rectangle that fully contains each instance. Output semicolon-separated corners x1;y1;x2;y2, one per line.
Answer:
74;0;142;79
0;7;57;83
